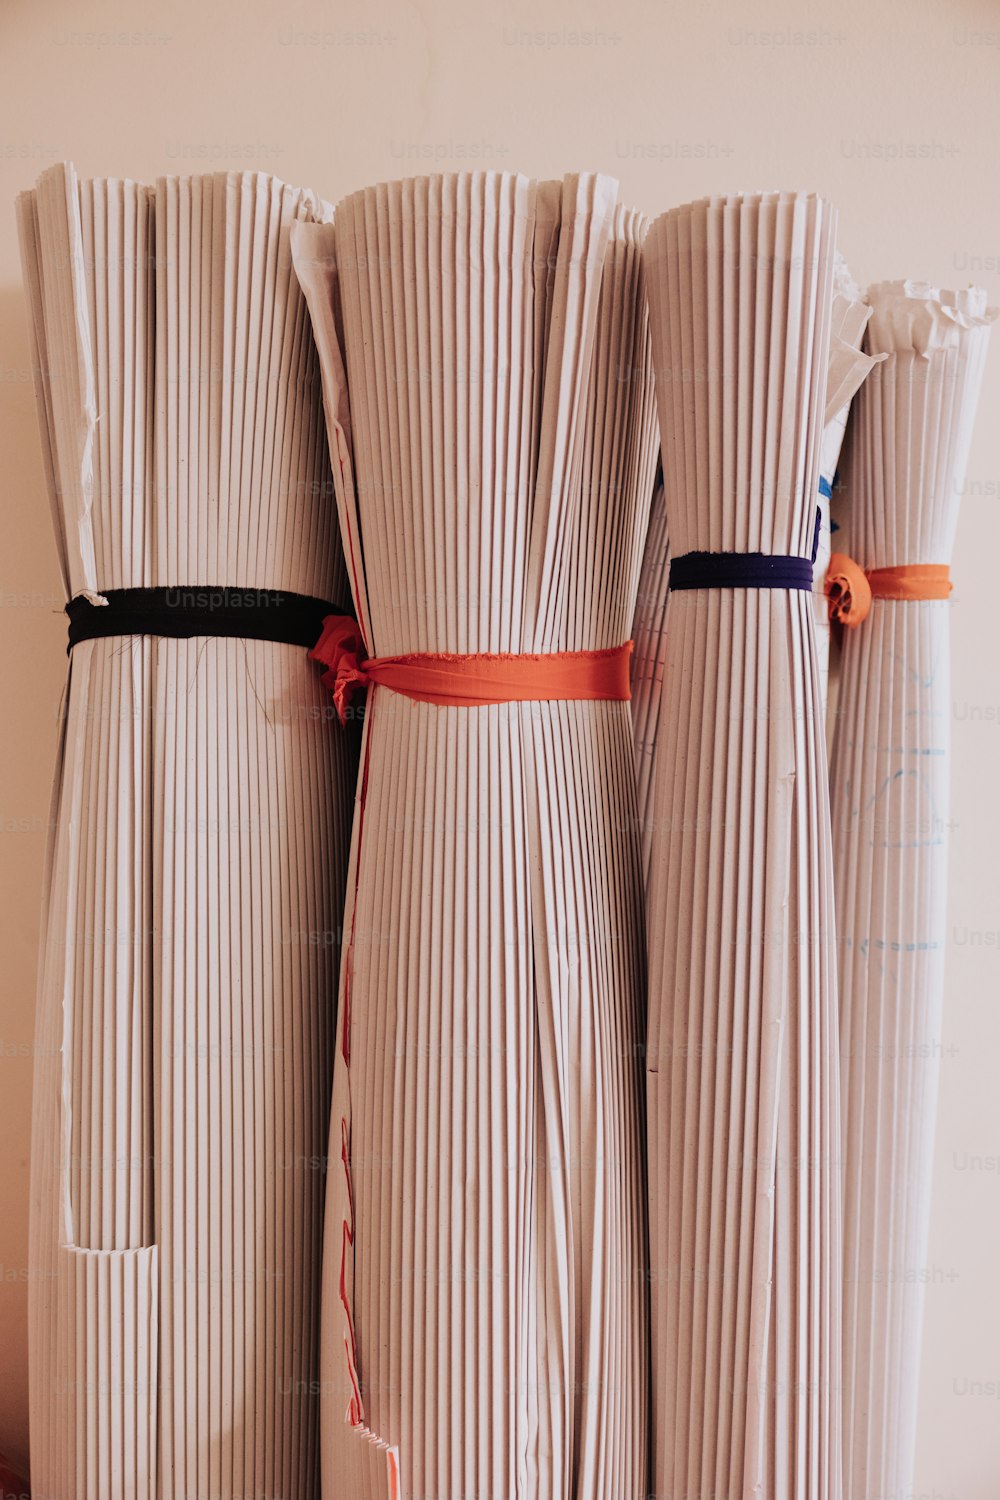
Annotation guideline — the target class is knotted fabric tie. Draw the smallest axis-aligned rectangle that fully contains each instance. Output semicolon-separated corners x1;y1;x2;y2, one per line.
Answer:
825;556;952;627
310;615;633;724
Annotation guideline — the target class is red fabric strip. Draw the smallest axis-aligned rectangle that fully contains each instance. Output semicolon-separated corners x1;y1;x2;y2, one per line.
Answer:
310;616;633;723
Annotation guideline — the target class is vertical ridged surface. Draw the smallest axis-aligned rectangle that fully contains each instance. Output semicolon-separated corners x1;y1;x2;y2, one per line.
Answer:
293;174;659;1500
629;477;668;886
19;164;357;1499
631;299;875;907
643;193;841;1500
813;288;880;720
831;290;994;1500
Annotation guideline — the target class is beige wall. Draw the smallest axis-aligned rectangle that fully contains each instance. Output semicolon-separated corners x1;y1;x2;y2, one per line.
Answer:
2;0;998;1487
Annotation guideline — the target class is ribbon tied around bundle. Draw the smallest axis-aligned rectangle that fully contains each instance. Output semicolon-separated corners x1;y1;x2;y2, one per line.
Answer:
667;504;824;594
825;556;952;626
310;614;634;723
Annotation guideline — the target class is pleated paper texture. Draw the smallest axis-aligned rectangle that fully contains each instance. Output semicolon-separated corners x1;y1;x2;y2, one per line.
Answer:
643;193;842;1500
292;171;659;1500
633;269;876;891
814;261;883;718
830;280;995;1500
629;470;668;883
19;163;356;1500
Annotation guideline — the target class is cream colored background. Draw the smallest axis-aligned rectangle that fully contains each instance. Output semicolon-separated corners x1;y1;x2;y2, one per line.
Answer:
1;0;998;1488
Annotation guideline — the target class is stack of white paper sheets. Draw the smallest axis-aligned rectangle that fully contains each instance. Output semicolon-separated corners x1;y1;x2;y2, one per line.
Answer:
643;193;841;1500
631;266;875;892
19;163;356;1500
292;171;659;1500
831;280;995;1500
19;164;159;1500
813;261;882;718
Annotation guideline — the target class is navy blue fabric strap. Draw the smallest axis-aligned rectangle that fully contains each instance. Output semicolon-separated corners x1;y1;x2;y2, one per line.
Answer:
669;551;815;591
811;502;822;562
669;503;822;593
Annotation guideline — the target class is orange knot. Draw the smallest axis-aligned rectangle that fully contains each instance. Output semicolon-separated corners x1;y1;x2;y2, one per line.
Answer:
825;553;872;627
310;615;370;724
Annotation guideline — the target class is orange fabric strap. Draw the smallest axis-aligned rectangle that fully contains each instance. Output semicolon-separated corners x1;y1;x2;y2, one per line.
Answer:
826;555;952;627
866;564;952;601
310;615;633;722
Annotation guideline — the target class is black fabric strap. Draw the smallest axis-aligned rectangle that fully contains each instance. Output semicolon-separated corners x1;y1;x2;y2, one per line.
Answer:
66;586;349;652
